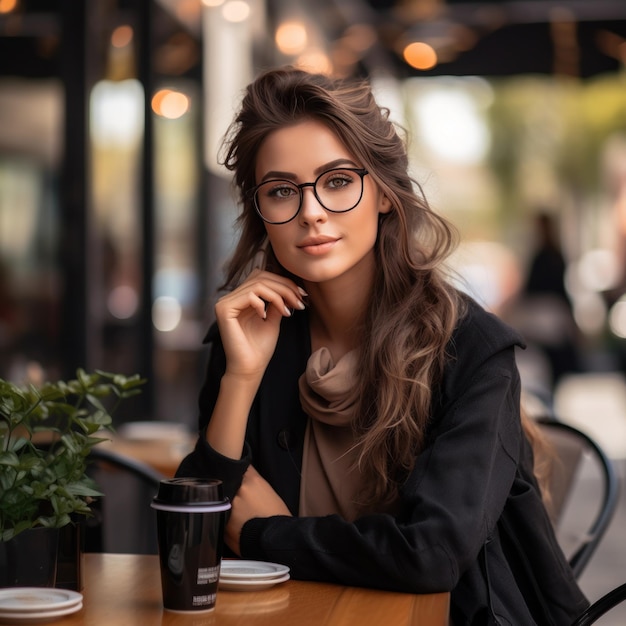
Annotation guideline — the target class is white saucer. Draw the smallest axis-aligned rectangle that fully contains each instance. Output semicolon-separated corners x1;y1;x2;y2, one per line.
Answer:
218;572;290;592
0;602;83;624
0;588;83;612
220;560;290;581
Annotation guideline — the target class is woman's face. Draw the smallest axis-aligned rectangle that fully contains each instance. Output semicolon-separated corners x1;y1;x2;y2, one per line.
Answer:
254;119;391;286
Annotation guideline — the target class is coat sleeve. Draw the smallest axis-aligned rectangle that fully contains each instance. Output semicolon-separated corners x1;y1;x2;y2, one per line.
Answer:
238;345;523;593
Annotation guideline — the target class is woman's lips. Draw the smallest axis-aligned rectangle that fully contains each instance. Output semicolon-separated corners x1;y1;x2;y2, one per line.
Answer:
298;237;338;255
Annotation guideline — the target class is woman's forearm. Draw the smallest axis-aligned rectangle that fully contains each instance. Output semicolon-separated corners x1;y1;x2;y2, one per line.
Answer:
205;372;261;459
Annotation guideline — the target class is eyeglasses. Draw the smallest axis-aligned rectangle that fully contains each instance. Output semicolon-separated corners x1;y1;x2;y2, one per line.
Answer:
251;167;369;225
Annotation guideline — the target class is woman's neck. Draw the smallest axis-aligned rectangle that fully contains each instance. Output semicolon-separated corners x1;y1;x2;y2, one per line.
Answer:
305;275;372;361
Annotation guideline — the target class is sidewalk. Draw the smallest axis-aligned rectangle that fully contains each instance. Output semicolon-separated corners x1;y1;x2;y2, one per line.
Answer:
554;373;626;624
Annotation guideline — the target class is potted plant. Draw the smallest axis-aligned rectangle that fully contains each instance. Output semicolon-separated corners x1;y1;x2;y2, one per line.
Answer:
0;368;145;587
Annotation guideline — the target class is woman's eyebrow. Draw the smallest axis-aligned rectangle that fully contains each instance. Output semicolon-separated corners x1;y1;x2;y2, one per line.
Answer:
259;159;360;183
314;158;359;175
260;169;295;182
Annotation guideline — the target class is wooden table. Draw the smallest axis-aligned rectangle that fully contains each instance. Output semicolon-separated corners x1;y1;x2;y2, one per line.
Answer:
55;553;449;625
102;436;194;477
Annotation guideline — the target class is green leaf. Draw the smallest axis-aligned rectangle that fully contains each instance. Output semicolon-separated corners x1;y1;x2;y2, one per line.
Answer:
0;451;19;466
7;437;29;453
85;393;108;412
66;483;103;498
16;455;47;471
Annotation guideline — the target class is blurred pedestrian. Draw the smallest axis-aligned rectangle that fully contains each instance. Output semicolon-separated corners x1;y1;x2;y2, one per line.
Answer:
519;211;581;386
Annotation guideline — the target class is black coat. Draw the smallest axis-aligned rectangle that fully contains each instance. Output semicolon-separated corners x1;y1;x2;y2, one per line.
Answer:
177;298;588;625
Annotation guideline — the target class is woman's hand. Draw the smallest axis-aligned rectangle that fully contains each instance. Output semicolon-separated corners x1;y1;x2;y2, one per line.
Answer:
215;269;307;381
225;465;292;556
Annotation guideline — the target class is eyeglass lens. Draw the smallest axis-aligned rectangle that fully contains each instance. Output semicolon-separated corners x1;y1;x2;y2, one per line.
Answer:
254;168;366;224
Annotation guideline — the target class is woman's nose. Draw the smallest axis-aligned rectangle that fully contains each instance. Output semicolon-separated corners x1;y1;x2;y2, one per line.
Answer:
298;187;327;224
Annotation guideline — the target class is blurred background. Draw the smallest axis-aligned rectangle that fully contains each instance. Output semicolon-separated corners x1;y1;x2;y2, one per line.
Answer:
1;0;626;617
1;0;626;424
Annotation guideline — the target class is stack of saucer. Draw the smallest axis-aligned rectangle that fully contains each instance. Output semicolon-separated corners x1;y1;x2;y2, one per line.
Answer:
0;588;83;624
218;560;290;591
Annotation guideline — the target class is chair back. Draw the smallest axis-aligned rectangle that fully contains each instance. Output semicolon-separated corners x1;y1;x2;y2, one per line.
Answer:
86;447;165;554
535;417;620;579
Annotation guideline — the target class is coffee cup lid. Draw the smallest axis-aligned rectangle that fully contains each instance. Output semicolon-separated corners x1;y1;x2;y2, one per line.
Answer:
152;477;229;507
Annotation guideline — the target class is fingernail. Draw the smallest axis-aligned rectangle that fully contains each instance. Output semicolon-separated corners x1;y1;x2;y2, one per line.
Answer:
298;287;308;297
296;300;306;310
284;306;293;316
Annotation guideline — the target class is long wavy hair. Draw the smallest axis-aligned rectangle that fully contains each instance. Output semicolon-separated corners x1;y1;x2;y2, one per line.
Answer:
219;66;464;507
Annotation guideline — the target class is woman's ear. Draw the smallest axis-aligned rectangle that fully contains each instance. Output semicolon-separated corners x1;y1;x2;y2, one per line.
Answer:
379;193;392;214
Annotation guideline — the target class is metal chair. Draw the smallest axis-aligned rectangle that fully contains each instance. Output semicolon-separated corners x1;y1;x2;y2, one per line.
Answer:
572;582;626;626
535;417;620;579
86;447;165;554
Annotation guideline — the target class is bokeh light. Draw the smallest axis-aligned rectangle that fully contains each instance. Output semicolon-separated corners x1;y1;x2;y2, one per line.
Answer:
576;248;620;292
151;89;190;119
403;42;437;70
222;0;250;23
609;296;626;338
0;0;18;14
91;79;144;147
152;296;182;332
413;86;490;164
107;285;139;320
296;50;332;75
111;25;133;48
276;21;308;56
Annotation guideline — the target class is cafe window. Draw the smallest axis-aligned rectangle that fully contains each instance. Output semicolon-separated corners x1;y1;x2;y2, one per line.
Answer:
0;79;63;383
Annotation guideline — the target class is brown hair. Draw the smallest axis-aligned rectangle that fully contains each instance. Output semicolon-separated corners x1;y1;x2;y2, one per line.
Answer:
520;405;556;513
220;67;463;506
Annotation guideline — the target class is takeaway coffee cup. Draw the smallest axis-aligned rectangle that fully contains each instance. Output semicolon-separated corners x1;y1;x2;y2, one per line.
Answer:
151;478;231;612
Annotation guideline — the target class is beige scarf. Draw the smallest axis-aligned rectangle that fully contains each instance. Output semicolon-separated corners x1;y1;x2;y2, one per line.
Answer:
298;347;366;521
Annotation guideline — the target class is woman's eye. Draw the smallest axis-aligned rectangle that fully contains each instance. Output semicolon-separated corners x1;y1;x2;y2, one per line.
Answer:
269;184;296;199
326;175;351;189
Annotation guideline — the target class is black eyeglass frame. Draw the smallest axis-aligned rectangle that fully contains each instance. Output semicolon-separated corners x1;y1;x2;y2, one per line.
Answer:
250;167;369;225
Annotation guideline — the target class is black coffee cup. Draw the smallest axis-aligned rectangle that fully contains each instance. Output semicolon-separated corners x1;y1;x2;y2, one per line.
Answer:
151;478;231;612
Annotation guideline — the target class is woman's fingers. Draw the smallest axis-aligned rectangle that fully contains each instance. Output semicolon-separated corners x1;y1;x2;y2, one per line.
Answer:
214;271;308;377
247;272;307;318
218;271;307;321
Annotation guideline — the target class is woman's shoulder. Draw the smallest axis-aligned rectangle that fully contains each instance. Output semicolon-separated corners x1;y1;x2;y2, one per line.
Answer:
431;296;526;419
445;295;526;376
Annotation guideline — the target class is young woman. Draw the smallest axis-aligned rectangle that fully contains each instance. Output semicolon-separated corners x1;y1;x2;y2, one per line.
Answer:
177;66;588;624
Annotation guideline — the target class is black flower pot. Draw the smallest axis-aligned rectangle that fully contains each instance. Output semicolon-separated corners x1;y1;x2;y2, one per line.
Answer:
0;527;60;588
56;521;84;591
